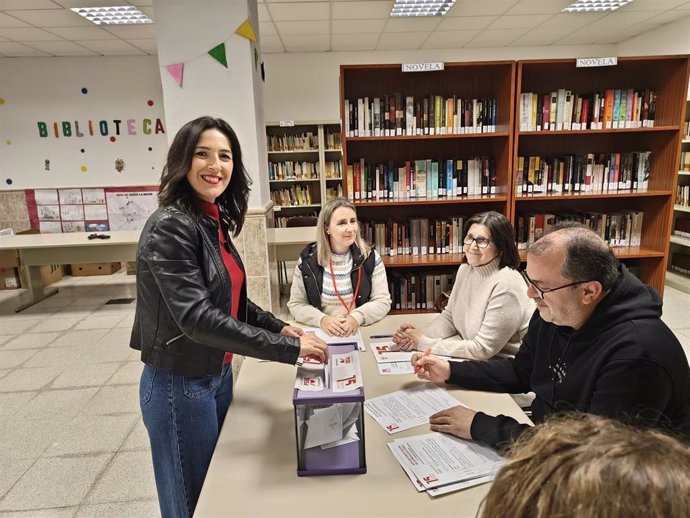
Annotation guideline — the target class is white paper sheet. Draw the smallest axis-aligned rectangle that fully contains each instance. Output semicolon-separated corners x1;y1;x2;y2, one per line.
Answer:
364;384;463;434
377;361;415;375
330;351;363;392
301;327;366;351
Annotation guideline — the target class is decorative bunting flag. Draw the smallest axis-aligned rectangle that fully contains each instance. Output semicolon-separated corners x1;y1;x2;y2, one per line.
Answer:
235;19;257;41
208;43;228;68
165;63;184;87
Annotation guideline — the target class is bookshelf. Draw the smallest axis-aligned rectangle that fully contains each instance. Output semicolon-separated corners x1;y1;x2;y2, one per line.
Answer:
339;61;516;313
266;121;342;227
668;82;690;294
513;56;690;296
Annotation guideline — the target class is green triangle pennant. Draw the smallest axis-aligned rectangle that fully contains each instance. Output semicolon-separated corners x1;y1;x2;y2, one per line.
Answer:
208;43;228;68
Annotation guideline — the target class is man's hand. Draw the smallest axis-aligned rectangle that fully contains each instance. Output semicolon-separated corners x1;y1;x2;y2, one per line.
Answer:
429;405;476;440
411;352;450;382
392;323;421;351
280;325;304;338
298;332;328;363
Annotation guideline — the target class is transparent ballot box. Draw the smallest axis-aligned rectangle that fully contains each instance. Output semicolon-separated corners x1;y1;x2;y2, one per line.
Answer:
293;342;366;476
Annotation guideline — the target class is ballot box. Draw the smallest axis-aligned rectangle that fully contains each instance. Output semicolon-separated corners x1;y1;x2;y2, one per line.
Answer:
293;342;366;476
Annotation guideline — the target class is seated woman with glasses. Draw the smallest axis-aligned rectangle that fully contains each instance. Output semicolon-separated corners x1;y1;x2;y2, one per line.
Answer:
393;211;534;359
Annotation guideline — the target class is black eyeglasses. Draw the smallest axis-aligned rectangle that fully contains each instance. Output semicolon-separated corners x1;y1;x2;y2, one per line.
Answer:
520;269;589;300
463;235;492;249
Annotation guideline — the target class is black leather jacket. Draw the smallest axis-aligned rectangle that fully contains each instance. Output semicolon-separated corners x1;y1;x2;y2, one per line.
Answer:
129;206;300;377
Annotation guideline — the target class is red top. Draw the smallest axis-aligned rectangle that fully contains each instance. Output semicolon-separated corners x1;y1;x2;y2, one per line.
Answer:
199;200;244;366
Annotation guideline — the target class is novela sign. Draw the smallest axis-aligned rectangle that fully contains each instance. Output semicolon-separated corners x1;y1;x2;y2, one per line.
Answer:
402;62;445;73
37;118;166;138
576;57;618;68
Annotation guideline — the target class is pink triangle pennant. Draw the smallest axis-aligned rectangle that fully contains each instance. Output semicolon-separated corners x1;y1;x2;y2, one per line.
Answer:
166;63;184;87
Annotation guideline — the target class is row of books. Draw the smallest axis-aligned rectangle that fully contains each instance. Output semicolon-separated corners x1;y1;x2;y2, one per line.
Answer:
361;217;466;257
388;270;455;311
683;121;689;139
344;95;497;138
324;160;343;179
515;211;643;250
270;186;315;207
268;161;319;181
267;132;318;152
275;214;318;228
518;88;657;132
325;131;342;150
346;157;497;201
326;185;344;201
677;185;690;208
670;253;690;277
680;151;690;171
515;152;651;195
673;217;690;238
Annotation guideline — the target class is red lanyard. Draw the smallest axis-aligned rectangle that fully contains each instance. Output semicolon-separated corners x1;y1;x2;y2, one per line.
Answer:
329;259;362;314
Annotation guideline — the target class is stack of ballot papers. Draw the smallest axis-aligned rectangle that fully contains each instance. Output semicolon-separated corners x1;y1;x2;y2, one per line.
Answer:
295;351;363;393
388;432;504;496
368;338;451;375
364;384;461;433
301;327;366;351
301;402;362;450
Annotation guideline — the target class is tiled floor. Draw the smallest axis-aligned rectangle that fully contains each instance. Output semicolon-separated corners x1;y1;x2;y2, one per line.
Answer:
0;272;689;518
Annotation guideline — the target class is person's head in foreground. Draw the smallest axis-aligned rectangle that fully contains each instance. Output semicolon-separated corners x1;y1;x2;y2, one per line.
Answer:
480;413;690;518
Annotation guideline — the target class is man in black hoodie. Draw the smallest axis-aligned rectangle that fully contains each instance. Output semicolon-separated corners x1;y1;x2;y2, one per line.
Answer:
413;226;690;448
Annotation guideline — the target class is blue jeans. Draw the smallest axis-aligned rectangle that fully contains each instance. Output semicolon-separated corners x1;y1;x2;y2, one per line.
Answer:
140;363;234;518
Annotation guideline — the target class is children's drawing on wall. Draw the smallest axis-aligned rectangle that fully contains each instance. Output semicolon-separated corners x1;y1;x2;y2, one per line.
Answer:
37;205;60;221
106;190;158;230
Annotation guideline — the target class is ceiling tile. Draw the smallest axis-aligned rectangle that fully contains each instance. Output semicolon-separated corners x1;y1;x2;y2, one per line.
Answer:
539;12;607;29
259;21;277;37
620;0;688;10
332;1;393;20
137;6;153;17
421;29;479;48
465;28;526;46
505;0;572;15
258;3;270;21
555;26;606;45
384;17;442;32
260;34;284;53
377;31;428;50
0;40;51;55
488;14;553;29
0;27;62;40
100;24;156;39
0;0;57;8
6;8;92;27
281;33;329;52
23;40;98;55
126;38;157;54
268;2;329;21
274;20;328;35
436;16;496;31
75;38;143;53
0;11;30;27
447;0;520;17
45;26;117;40
333;19;385;34
510;27;570;46
52;0;134;6
331;33;379;51
132;0;152;6
645;11;690;23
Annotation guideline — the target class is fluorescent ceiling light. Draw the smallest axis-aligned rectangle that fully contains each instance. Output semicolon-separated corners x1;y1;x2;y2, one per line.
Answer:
561;0;634;13
70;6;153;25
391;0;457;18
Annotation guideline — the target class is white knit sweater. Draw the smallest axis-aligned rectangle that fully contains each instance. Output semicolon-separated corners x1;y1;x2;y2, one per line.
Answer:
419;257;535;359
288;249;392;327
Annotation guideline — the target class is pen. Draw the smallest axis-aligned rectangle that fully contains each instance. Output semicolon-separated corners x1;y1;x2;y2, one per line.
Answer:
414;347;432;374
370;334;393;339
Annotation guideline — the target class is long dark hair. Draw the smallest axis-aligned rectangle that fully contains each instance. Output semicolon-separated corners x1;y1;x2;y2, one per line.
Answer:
158;116;251;237
463;211;520;269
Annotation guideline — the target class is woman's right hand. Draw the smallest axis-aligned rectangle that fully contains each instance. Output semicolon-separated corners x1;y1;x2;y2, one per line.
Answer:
299;332;328;363
392;323;419;351
411;352;450;383
320;315;346;337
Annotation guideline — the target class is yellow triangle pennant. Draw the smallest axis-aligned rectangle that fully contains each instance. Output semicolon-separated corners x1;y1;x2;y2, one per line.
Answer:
235;19;257;42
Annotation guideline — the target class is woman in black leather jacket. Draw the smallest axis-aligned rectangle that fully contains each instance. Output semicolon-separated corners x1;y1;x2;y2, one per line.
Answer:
130;116;327;518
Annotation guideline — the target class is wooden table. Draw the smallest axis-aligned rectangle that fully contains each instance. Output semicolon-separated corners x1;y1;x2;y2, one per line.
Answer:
195;314;532;518
0;230;141;311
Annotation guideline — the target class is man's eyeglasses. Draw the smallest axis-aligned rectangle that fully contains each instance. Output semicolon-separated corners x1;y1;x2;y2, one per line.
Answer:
463;235;492;249
519;269;589;300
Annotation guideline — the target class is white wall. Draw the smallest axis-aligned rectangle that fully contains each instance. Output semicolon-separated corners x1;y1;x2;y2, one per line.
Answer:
0;56;167;190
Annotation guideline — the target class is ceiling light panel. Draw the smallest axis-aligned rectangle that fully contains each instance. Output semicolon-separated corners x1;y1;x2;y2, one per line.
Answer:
561;0;635;13
70;6;153;25
391;0;457;18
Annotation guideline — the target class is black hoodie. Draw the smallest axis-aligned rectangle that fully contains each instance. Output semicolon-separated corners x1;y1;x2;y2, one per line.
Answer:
448;265;690;449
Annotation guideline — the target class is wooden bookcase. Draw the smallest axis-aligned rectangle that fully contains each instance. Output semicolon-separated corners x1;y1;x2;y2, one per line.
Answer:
513;56;690;296
266;121;342;226
339;62;516;313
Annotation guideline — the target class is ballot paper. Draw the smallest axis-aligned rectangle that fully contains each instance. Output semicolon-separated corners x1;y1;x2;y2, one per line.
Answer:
302;402;361;450
377;361;415;375
294;356;325;391
330;351;363;393
369;340;415;363
301;327;366;351
388;432;504;492
364;384;463;434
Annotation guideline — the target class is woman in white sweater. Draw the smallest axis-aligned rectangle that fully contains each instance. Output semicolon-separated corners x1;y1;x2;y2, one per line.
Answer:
288;198;391;337
393;211;534;359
